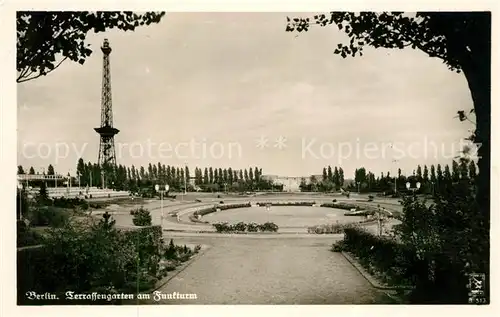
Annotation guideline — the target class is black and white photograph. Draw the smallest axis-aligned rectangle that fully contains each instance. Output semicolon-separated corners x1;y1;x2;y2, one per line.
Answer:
7;5;495;310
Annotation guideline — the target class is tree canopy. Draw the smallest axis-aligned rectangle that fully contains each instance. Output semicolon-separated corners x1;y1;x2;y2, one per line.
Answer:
285;11;490;208
17;11;166;83
286;12;489;72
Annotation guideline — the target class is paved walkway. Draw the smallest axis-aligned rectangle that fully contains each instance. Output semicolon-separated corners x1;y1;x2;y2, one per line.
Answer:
146;234;393;304
109;195;403;304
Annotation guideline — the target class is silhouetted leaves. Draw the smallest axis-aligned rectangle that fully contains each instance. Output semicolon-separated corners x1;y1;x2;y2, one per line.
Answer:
17;11;166;83
285;12;489;73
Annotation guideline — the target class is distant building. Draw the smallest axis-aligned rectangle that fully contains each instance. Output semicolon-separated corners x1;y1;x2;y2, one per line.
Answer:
261;175;310;192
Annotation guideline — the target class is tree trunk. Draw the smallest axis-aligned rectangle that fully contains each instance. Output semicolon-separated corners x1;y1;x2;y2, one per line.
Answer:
460;45;490;301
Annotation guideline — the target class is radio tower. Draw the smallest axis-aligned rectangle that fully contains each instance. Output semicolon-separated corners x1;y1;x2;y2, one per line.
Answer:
94;39;119;188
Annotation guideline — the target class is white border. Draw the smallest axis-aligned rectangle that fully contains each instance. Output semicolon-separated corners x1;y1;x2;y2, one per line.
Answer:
1;1;499;317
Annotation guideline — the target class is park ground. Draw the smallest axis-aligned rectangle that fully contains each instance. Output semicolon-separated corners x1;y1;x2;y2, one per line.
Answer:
95;192;404;304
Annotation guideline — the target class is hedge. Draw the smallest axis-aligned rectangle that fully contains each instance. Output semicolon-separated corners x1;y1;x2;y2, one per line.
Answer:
320;202;364;211
256;201;315;206
213;221;279;233
307;223;359;234
192;203;251;218
341;227;419;286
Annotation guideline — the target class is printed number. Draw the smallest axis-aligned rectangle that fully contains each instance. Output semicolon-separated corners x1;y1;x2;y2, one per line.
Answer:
469;297;487;304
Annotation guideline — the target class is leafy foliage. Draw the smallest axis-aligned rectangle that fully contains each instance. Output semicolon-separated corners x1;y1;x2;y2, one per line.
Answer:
18;214;165;304
212;222;279;233
256;201;315;206
17;220;45;247
27;206;71;227
132;206;152;226
342;227;417;287
286;12;489;72
308;223;359;234
17;11;166;82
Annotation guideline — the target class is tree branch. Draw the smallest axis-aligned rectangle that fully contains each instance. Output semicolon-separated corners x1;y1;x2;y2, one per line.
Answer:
17;56;68;83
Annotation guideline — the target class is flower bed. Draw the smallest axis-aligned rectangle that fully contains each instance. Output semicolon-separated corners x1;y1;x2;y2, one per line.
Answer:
213;221;279;233
255;201;315;207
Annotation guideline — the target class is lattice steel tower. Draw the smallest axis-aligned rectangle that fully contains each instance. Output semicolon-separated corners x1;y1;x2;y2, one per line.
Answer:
94;39;119;186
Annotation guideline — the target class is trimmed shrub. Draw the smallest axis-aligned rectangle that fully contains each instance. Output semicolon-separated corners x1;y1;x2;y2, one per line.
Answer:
256;201;315;207
132;207;152;226
219;203;251;211
321;202;365;212
233;222;247;232
307;223;358;234
247;222;259;232
212;221;279;233
258;222;279;232
342;227;416;286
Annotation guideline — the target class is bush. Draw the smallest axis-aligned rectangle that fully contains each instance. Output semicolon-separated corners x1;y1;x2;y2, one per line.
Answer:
52;197;89;210
192;203;251;218
27;206;70;228
368;195;374;201
17;220;45;247
342;227;416;286
331;240;346;252
258;222;279;232
233;222;247;232
132;207;152;226
163;239;197;263
213;222;231;233
247;222;259;232
219;203;251;210
256;201;315;207
307;223;358;234
17;214;164;304
212;221;279;233
320;202;365;212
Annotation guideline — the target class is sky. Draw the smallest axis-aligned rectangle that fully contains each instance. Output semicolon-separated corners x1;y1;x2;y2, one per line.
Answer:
17;12;476;179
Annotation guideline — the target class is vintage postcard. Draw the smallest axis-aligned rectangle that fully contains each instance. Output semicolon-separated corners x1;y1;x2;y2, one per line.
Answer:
3;2;497;315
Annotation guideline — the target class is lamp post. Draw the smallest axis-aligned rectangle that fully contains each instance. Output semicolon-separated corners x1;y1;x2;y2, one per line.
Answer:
17;183;23;221
184;162;188;195
376;205;385;236
67;172;71;196
155;184;169;228
392;159;399;194
406;181;421;199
